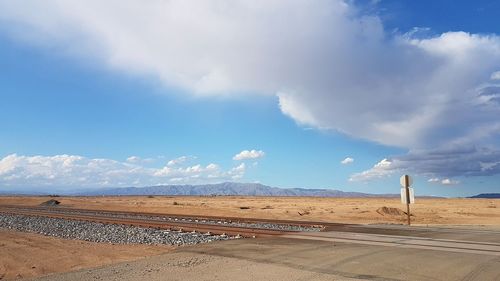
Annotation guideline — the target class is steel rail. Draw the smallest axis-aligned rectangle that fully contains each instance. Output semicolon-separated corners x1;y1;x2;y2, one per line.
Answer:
284;233;500;256
0;207;305;238
0;204;328;228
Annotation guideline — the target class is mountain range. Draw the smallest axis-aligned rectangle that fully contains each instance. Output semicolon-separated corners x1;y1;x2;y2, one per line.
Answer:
469;193;500;199
78;182;398;197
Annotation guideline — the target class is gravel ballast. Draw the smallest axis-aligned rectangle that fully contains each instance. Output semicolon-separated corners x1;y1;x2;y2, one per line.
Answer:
0;213;233;245
9;207;322;232
84;212;321;232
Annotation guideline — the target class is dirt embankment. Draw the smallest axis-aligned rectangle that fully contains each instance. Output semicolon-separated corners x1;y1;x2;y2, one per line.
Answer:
0;229;171;280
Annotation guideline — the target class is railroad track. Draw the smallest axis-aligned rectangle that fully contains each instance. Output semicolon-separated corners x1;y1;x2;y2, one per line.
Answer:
2;205;500;256
0;205;326;238
0;204;328;227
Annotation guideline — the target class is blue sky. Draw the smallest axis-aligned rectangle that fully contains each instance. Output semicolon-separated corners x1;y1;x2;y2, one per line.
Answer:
1;0;500;196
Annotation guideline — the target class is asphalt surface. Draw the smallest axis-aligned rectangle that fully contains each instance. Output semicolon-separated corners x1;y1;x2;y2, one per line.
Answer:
34;225;500;281
323;224;500;243
181;236;500;280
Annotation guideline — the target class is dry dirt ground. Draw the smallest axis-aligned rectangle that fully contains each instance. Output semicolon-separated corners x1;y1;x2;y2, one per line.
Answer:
1;196;499;280
1;196;499;226
34;243;365;281
0;229;171;280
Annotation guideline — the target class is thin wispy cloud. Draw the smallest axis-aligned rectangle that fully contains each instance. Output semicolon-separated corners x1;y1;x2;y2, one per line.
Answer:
440;178;460;185
167;156;196;166
341;157;354;165
126;156;155;164
428;178;460;186
233;150;265;161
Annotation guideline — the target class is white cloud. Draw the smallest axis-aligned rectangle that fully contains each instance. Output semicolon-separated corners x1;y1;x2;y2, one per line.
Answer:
278;92;319;127
350;146;500;182
341;157;354;165
126;156;140;163
233;150;265;161
349;158;394;181
167;156;195;166
491;71;500;80
280;31;500;148
126;156;154;164
206;163;219;170
0;153;248;188
229;163;246;179
441;178;460;185
427;177;460;185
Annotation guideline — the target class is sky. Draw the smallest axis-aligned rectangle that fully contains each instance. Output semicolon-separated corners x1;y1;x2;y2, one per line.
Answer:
0;0;500;197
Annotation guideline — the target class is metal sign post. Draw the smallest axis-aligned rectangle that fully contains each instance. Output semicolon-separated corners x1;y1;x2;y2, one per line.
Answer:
400;175;415;226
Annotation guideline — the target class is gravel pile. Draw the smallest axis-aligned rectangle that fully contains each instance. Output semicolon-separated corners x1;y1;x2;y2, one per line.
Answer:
0;213;234;246
39;199;61;206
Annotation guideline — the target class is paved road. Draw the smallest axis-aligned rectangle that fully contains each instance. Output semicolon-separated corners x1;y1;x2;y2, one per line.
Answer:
36;225;500;281
285;229;500;256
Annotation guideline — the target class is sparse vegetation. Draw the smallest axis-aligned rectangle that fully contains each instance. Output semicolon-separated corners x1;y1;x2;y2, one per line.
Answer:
298;210;310;216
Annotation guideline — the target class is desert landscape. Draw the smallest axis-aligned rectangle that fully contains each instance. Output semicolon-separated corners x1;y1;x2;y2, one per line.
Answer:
1;195;499;226
3;1;500;280
1;196;500;280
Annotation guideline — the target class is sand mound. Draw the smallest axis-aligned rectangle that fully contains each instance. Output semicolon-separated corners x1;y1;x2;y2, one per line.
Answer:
376;206;405;216
40;199;61;207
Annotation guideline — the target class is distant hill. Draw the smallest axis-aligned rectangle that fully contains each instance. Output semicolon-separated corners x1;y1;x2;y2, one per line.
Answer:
78;182;398;197
469;193;500;199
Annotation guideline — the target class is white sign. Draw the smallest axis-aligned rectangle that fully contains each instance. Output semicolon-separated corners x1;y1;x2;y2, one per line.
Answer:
400;175;413;187
401;188;415;204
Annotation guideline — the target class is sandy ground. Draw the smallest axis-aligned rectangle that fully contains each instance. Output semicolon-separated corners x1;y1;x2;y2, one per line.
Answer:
1;196;499;280
1;195;499;226
0;229;171;280
35;241;364;281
